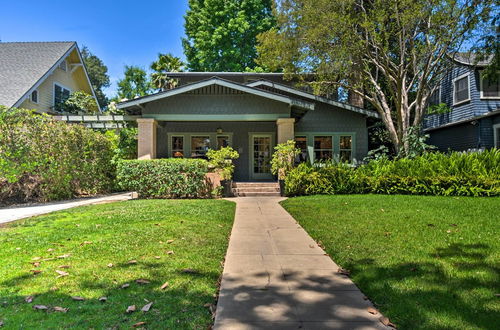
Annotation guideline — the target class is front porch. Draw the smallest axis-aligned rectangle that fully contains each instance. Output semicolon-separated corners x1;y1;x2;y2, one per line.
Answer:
136;118;296;181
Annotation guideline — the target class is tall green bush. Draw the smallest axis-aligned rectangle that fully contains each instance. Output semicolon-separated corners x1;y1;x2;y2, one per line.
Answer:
116;159;211;198
286;150;500;197
0;107;115;204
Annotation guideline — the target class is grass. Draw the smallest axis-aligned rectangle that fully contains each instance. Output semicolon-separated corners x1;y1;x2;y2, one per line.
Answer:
281;195;500;330
0;199;235;329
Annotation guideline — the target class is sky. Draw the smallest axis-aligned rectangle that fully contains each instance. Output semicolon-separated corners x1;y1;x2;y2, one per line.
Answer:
0;0;189;97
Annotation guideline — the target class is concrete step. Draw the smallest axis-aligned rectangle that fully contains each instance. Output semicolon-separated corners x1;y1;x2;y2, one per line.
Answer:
233;191;281;197
232;182;279;188
232;187;280;193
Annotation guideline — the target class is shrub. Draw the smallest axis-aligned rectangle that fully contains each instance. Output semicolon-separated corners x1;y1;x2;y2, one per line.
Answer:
206;146;239;180
271;140;301;180
116;159;211;198
0;107;115;204
286;149;500;197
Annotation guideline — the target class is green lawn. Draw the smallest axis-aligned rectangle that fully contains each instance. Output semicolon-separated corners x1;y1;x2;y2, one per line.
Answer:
281;195;500;330
0;199;235;329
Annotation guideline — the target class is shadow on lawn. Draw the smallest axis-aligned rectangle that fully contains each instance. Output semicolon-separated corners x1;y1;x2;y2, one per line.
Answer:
0;263;220;329
342;243;499;329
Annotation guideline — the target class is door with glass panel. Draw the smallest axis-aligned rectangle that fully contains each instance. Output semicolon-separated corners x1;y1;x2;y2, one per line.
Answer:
250;134;273;180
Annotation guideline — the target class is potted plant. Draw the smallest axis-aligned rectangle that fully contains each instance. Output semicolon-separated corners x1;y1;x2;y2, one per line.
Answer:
270;140;301;196
207;146;239;197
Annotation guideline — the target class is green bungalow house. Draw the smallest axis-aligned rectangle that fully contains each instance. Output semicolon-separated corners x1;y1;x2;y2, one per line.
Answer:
116;73;379;181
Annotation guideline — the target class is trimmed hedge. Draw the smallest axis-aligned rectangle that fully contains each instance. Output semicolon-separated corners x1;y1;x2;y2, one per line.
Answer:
286;149;500;197
0;107;116;204
116;159;211;198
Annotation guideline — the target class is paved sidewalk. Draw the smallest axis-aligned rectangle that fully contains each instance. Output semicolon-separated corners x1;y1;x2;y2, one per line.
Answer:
215;197;388;330
0;192;135;224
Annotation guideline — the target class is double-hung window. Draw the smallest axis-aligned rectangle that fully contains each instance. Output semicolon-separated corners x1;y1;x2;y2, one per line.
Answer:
191;136;210;158
217;135;230;149
171;136;184;158
339;136;353;162
314;136;333;161
294;136;308;163
54;84;71;111
480;73;500;99
453;74;470;105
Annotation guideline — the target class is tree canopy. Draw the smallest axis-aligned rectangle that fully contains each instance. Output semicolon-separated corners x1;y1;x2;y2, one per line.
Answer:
150;53;185;91
257;0;495;154
116;66;152;100
182;0;275;71
80;46;110;109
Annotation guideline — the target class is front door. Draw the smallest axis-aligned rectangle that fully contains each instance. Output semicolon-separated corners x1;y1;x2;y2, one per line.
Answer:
250;134;273;180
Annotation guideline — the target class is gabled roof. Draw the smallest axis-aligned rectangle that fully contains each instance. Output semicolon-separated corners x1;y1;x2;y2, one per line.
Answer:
247;80;380;118
0;41;99;110
117;77;315;111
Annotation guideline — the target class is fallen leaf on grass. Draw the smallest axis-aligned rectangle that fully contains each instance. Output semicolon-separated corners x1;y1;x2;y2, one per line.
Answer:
81;241;92;245
121;283;130;289
379;316;396;328
141;302;153;312
71;296;85;301
31;270;42;275
25;296;34;303
42;258;55;261
154;256;161;259
126;305;136;313
167;251;174;255
160;281;169;290
55;270;69;277
53;306;68;313
99;297;107;302
133;322;146;328
107;263;113;268
58;265;70;269
204;303;216;315
32;262;40;267
167;239;174;244
56;254;70;259
47;248;55;252
32;257;41;261
128;260;137;264
367;307;378;315
135;279;150;284
450;223;458;227
33;305;48;310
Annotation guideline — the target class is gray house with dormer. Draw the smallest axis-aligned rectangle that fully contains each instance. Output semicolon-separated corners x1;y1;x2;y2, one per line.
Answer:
424;54;500;151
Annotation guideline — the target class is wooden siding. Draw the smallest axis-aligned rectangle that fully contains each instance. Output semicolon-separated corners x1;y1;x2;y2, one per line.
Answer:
18;48;92;113
295;103;368;160
428;122;478;151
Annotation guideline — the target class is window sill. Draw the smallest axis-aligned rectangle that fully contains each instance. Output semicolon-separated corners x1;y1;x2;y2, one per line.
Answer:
480;96;500;100
453;98;471;106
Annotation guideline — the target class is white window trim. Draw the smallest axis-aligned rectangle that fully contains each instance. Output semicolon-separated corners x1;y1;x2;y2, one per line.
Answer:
167;132;233;159
53;82;72;107
452;73;471;106
479;70;500;100
494;123;500;148
30;89;39;104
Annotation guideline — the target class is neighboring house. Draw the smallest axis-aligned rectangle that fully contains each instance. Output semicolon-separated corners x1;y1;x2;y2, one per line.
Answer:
0;41;99;113
424;54;500;151
117;72;379;181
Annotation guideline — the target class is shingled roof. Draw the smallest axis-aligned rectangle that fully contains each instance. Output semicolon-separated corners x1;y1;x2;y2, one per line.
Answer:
0;41;75;107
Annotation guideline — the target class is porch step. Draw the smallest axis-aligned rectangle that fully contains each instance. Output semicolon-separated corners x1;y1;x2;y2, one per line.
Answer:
231;182;281;197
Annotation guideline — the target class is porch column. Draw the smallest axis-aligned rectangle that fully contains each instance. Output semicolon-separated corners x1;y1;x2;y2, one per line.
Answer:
137;118;158;159
276;118;295;144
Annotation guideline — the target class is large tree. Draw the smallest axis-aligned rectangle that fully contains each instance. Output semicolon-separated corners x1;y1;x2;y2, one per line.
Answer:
182;0;275;71
116;66;152;100
150;53;185;91
80;46;110;109
257;0;494;154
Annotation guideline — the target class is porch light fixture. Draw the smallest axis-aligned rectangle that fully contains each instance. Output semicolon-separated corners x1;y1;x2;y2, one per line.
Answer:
216;127;223;134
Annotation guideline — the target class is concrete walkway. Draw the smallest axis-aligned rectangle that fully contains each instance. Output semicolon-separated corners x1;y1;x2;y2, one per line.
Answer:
0;192;135;224
215;197;388;330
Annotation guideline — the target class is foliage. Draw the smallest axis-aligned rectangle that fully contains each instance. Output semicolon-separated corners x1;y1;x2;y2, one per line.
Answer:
257;0;495;154
182;0;275;71
206;147;240;180
150;53;184;91
286;149;500;197
115;127;138;160
471;12;499;81
116;65;152;100
116;159;212;198
282;195;500;329
427;103;452;115
0;199;235;328
0;107;115;204
399;126;436;158
270;140;301;180
81;46;110;108
55;91;99;114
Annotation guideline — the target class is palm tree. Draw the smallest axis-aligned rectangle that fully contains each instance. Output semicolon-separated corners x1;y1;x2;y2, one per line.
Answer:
150;53;185;91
